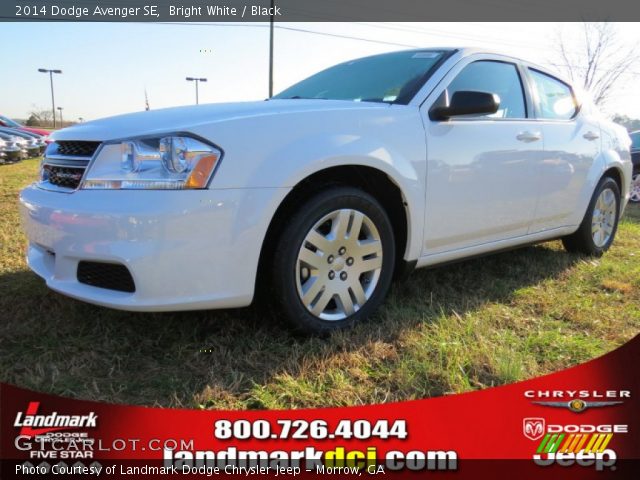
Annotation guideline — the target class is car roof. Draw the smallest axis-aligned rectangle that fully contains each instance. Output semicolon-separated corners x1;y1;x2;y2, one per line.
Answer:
374;47;573;85
453;47;572;83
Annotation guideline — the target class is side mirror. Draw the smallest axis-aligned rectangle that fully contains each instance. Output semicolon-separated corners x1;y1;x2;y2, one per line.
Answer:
430;91;500;121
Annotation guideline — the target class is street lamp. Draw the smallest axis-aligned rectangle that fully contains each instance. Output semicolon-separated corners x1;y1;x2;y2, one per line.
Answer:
38;68;62;128
57;107;63;127
185;77;207;105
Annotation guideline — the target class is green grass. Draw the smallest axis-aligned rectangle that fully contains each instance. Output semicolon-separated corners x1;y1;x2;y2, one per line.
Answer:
1;158;639;409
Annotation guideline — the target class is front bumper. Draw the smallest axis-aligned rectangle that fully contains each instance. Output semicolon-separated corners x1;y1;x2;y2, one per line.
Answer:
24;146;40;158
19;185;289;311
0;147;23;163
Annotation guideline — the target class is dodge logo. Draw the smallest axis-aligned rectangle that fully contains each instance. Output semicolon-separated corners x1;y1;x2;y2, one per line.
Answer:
53;171;82;181
523;418;545;441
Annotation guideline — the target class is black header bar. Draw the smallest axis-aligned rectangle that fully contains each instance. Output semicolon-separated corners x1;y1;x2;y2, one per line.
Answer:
3;0;640;22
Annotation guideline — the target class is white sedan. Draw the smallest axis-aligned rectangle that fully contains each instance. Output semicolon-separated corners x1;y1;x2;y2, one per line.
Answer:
19;48;633;334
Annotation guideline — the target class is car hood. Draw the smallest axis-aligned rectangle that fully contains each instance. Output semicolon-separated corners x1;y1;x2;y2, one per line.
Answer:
52;100;390;142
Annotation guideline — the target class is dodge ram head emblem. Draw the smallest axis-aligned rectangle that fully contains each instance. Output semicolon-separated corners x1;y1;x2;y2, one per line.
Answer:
523;418;545;441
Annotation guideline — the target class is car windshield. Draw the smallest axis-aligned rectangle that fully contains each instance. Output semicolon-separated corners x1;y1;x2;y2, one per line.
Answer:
631;132;640;150
0;115;22;128
273;50;449;105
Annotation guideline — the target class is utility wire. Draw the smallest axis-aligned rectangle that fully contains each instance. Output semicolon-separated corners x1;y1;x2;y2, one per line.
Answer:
144;22;640;77
147;21;422;48
353;22;535;49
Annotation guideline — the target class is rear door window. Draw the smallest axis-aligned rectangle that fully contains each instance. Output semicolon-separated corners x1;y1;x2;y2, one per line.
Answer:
528;69;577;120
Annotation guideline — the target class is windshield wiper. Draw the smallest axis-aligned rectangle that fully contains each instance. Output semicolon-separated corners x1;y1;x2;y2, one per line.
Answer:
286;96;328;100
360;98;394;104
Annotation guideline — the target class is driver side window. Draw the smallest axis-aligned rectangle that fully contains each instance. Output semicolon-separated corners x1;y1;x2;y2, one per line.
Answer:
447;61;527;119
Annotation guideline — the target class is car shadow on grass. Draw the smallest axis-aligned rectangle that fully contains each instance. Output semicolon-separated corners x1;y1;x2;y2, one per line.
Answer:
0;243;580;409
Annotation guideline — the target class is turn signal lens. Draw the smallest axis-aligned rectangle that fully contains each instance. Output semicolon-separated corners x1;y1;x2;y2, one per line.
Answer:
186;154;217;188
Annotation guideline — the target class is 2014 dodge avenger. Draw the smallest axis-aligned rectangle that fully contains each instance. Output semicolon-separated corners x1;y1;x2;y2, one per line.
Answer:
19;48;633;333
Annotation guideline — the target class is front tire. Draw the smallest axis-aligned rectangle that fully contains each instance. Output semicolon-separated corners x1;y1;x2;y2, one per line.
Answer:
562;176;621;256
272;187;395;335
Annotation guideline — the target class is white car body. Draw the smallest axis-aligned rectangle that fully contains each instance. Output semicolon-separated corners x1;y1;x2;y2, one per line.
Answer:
19;48;632;312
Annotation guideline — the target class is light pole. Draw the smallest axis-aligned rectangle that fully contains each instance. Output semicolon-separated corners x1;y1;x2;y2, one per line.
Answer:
185;77;207;105
57;107;63;127
269;0;274;97
38;68;62;128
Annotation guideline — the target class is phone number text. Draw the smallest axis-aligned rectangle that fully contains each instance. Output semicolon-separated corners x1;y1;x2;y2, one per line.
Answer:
214;419;407;440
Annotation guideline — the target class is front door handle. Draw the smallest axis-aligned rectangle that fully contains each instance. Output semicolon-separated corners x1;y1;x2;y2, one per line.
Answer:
583;131;600;141
516;131;542;143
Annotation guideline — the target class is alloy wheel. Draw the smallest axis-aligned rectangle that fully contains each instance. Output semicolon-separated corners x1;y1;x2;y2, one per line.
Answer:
295;209;383;321
591;187;617;247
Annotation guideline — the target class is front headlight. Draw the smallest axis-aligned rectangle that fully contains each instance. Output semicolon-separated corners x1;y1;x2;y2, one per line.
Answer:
82;135;222;190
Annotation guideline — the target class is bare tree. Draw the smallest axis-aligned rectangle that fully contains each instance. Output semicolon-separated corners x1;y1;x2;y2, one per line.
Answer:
25;108;54;127
554;23;638;107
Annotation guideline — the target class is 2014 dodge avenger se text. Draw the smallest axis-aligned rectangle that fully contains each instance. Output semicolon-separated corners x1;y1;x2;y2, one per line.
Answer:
19;48;633;334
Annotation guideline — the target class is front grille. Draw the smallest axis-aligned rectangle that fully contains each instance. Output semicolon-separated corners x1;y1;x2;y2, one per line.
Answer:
43;165;86;189
39;140;102;191
77;261;136;293
57;141;101;157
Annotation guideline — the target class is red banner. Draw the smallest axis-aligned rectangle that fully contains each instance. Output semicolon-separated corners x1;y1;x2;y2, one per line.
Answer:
2;336;638;478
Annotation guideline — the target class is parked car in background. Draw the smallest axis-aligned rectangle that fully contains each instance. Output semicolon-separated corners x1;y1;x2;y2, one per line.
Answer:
0;130;39;158
19;48;633;334
1;128;47;155
0;133;25;162
0;128;43;157
630;131;640;203
0;138;6;163
0;114;52;138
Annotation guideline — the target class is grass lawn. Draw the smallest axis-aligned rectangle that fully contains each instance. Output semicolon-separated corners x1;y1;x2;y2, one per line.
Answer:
1;158;639;409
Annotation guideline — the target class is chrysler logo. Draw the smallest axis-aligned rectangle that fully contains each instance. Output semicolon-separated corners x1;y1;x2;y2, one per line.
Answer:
523;417;545;441
532;400;623;413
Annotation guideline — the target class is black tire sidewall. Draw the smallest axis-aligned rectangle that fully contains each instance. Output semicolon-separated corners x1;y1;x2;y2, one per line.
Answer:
273;187;396;334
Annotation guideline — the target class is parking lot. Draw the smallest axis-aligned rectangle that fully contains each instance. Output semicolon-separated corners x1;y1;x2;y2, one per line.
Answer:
1;157;639;409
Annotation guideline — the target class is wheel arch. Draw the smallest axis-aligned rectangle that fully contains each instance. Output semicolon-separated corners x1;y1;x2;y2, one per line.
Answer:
255;165;415;298
571;148;631;228
602;166;623;192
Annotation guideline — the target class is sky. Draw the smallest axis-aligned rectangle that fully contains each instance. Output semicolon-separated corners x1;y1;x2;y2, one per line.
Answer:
2;22;639;122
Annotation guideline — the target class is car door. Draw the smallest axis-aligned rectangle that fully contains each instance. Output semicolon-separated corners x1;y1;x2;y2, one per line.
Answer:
524;68;602;233
421;58;543;256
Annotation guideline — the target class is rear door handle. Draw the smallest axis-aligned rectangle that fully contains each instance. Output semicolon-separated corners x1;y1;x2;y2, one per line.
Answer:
516;131;542;143
583;131;600;141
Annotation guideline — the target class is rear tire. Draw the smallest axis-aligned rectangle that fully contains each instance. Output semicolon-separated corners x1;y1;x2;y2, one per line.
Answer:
272;186;395;335
562;176;620;256
630;172;640;203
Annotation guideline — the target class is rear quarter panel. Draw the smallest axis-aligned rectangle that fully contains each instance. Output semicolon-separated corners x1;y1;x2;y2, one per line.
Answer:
597;121;633;212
